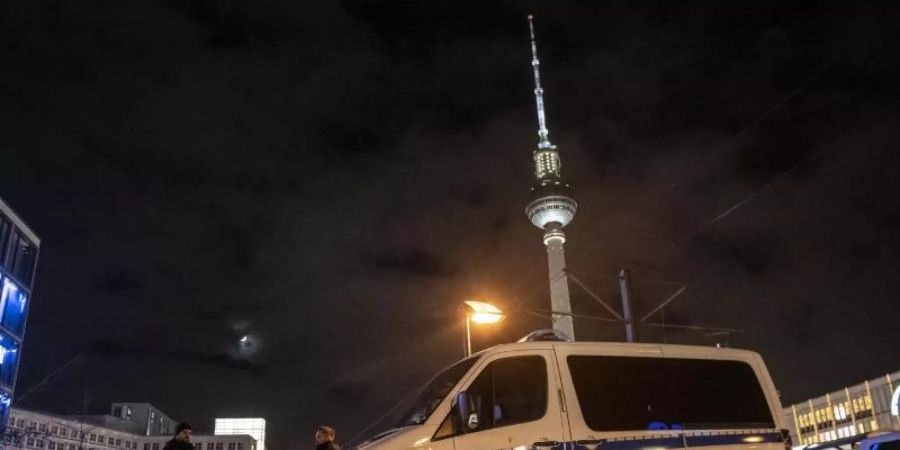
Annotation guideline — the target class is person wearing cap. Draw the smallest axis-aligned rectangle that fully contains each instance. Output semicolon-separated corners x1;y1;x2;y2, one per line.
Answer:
314;425;340;450
163;423;193;450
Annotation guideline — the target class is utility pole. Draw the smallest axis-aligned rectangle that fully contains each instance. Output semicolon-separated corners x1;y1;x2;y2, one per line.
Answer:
618;269;639;343
566;270;738;343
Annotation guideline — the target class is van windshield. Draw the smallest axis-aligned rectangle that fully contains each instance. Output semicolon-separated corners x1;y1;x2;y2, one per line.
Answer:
396;356;479;427
567;356;775;431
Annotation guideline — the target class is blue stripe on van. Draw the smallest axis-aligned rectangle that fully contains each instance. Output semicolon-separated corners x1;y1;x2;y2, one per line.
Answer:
565;431;783;450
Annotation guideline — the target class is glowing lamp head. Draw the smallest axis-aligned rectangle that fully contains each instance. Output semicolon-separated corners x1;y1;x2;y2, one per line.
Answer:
464;300;504;324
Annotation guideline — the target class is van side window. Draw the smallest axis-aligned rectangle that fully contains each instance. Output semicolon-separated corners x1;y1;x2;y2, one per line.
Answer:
567;356;774;431
465;356;547;433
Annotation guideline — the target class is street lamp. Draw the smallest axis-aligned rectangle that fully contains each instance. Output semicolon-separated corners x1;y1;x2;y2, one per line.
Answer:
463;300;504;357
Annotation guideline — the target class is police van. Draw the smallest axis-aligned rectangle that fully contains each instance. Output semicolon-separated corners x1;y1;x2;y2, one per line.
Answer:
357;331;789;450
857;431;900;450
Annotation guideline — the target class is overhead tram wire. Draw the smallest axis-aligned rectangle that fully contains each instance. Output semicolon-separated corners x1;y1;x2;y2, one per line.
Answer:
631;159;805;275
561;8;898;299
566;269;685;286
15;355;82;404
624;8;898;277
562;95;900;339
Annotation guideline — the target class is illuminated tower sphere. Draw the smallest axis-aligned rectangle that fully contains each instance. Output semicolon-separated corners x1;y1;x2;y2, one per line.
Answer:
523;15;578;339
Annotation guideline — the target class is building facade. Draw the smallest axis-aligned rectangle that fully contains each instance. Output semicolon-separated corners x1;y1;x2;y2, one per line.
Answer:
4;408;256;450
139;434;255;450
6;408;141;450
783;371;900;446
0;198;40;424
213;420;264;450
108;404;176;436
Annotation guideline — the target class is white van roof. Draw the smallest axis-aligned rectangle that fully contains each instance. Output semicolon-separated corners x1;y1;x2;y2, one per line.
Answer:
472;340;763;360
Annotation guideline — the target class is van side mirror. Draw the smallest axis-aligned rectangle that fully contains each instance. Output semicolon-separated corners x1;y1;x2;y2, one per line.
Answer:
454;391;479;432
467;411;479;430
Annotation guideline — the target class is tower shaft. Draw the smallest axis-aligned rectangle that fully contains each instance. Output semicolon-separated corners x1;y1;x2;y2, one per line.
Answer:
546;233;575;339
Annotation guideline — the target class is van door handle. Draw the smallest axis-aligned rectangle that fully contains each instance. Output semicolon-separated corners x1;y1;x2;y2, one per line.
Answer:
532;441;560;448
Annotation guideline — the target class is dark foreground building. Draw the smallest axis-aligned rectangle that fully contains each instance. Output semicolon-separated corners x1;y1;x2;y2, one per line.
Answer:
0;198;40;425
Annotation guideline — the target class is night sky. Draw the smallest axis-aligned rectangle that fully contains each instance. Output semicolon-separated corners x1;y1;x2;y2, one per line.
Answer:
2;0;900;448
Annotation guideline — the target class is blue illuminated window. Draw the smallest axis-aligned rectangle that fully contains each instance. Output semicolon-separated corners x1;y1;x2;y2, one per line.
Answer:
0;332;20;387
0;278;28;336
0;391;10;419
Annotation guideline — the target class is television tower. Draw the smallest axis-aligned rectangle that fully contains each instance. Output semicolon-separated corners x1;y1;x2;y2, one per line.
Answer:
523;15;578;339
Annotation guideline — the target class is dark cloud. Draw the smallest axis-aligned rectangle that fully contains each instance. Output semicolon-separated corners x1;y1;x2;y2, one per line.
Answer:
3;0;900;448
89;269;144;293
86;340;265;376
692;231;792;278
369;247;459;278
326;378;373;406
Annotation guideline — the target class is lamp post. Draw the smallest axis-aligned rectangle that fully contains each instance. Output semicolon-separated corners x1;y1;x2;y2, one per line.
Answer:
463;300;504;357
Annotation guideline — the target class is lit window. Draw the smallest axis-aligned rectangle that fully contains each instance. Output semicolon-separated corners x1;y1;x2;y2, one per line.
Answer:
7;231;37;286
0;217;11;264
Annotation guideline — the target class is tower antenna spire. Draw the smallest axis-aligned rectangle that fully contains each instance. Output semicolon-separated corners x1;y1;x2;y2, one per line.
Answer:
528;14;553;149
